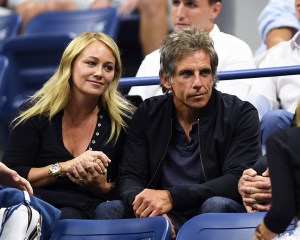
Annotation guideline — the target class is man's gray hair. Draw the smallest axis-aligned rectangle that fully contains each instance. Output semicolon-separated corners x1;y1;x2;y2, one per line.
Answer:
159;27;219;87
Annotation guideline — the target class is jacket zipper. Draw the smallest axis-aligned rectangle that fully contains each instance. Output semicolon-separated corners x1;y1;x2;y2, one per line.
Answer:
198;119;208;182
147;118;173;187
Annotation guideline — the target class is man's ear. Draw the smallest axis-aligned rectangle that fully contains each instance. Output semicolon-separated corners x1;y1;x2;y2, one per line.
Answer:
160;71;172;89
210;2;222;21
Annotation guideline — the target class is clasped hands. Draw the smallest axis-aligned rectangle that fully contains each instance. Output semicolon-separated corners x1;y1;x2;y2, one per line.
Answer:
238;168;272;212
61;150;111;191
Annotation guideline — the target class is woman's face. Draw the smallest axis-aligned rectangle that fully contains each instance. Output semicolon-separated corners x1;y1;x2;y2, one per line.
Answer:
71;40;116;98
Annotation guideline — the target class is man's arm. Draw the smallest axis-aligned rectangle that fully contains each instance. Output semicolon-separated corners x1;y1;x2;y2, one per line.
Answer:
258;0;299;49
266;27;295;49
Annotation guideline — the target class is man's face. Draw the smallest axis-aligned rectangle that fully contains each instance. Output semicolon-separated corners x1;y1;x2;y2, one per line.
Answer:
162;50;214;111
171;0;221;32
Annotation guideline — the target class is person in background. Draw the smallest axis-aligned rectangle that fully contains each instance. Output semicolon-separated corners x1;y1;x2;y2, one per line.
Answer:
97;27;261;238
252;100;300;240
249;0;300;153
256;0;299;59
138;0;169;56
2;31;133;219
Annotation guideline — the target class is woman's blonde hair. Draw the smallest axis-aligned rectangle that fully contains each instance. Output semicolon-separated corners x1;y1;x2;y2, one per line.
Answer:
13;32;132;144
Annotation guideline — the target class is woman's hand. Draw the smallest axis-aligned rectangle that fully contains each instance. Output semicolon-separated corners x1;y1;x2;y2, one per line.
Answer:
61;150;111;176
65;156;113;197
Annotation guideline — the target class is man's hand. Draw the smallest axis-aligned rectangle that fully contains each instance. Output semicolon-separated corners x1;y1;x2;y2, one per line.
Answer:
132;188;173;218
238;168;271;212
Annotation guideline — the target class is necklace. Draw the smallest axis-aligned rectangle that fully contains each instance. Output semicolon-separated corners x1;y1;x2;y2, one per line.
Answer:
65;114;97;157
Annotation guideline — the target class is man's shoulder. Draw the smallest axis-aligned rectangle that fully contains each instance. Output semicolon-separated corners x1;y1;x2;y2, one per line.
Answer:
132;95;172;122
142;94;170;109
218;91;256;111
211;24;249;47
217;31;251;49
136;49;160;77
143;49;160;61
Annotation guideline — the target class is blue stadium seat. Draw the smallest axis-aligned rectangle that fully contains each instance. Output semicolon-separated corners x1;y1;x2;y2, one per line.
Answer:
0;55;8;97
50;216;171;240
0;33;74;143
0;12;22;51
24;7;120;40
176;212;296;240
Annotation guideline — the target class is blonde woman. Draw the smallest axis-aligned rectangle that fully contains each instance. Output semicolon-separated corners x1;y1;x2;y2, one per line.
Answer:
253;101;300;239
2;32;132;219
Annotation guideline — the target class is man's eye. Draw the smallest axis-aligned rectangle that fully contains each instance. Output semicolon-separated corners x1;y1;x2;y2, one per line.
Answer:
201;69;211;76
172;0;180;6
186;2;196;8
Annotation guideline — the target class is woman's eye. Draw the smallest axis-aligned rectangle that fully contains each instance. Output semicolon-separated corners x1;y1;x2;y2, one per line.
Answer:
104;65;114;72
87;61;96;66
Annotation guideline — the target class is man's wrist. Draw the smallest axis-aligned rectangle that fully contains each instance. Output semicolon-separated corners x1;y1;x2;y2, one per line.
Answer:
165;190;173;206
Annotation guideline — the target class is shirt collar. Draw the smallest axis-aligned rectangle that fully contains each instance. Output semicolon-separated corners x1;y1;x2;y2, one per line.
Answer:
290;31;300;50
209;24;220;39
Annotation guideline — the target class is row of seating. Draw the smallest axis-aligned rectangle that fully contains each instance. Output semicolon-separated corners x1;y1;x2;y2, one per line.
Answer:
0;7;143;76
0;7;119;45
49;212;296;239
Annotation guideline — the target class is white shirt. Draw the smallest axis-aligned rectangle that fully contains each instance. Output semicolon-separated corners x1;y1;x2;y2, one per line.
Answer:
250;31;300;113
129;24;256;100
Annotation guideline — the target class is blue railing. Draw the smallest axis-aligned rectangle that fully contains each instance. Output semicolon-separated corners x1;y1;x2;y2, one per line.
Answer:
119;65;300;87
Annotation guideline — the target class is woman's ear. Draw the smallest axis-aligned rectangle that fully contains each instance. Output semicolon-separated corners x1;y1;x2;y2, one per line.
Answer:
160;71;172;90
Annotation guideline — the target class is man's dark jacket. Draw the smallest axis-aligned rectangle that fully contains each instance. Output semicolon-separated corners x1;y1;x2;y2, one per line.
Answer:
116;89;261;212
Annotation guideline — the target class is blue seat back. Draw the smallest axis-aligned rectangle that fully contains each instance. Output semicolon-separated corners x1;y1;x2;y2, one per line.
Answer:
176;212;296;240
0;54;8;98
0;13;22;51
24;7;120;40
0;33;74;142
50;216;171;240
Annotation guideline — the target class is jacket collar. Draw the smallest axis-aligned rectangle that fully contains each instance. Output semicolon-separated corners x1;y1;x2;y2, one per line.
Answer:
168;88;219;121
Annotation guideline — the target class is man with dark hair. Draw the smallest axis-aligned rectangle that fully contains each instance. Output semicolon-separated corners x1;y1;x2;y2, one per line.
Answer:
97;27;261;237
